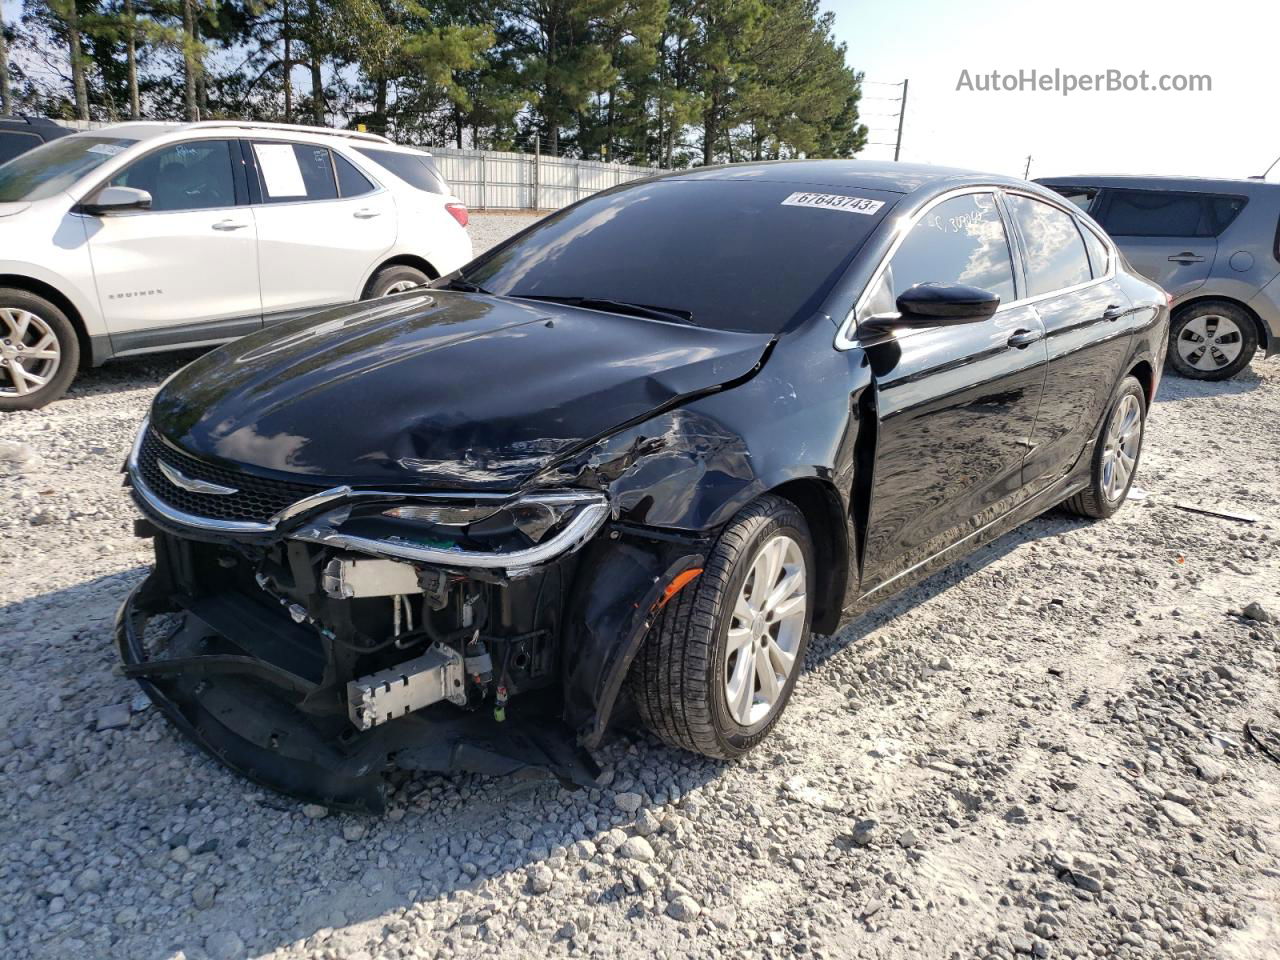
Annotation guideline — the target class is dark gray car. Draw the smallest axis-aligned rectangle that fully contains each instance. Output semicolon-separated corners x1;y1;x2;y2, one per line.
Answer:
1037;175;1280;380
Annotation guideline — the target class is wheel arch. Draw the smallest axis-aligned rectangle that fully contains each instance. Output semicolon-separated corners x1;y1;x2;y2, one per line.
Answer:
1126;359;1155;408
359;254;440;299
766;477;850;636
1173;294;1268;351
0;273;95;368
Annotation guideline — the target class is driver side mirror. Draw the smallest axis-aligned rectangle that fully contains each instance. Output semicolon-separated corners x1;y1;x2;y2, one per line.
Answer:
81;186;152;216
864;282;1001;333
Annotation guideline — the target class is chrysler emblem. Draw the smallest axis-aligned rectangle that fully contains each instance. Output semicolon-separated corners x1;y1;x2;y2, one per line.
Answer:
157;459;238;496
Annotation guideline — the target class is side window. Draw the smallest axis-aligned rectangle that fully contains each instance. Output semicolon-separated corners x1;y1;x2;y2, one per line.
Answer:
334;152;376;198
354;147;448;194
0;132;43;165
1099;189;1243;238
1006;195;1092;296
252;142;338;203
108;139;237;212
863;192;1016;318
1080;224;1111;278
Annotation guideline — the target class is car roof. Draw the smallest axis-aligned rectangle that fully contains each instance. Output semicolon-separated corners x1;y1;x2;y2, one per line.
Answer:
68;120;409;149
1036;174;1279;195
0;116;68;135
655;159;1032;196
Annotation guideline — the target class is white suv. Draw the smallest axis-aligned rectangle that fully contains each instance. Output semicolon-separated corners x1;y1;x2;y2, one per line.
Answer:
0;121;473;409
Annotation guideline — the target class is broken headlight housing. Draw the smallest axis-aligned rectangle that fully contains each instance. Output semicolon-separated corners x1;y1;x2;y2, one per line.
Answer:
292;490;611;572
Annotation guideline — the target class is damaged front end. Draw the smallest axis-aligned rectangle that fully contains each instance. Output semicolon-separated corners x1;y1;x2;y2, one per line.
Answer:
119;419;706;811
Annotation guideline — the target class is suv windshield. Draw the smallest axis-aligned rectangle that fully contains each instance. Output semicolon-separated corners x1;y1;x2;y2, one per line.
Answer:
0;135;138;202
462;178;895;334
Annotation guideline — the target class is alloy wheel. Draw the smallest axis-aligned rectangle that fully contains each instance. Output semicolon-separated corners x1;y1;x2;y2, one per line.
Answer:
724;533;807;727
0;308;61;399
1176;314;1243;372
383;280;422;295
1101;393;1142;502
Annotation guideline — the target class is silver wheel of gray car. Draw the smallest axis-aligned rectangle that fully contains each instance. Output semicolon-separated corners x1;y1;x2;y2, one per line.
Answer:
1176;313;1243;372
1100;393;1141;502
0;308;61;399
364;264;431;300
1167;302;1257;381
724;534;807;727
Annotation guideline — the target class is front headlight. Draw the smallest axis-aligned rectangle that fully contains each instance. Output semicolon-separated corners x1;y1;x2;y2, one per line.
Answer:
291;490;611;572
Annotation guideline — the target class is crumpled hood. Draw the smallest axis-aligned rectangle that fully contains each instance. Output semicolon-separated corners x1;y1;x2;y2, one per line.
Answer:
151;291;773;489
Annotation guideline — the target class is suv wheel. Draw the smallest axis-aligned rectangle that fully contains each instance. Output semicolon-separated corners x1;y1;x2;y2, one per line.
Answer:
0;289;80;411
1168;301;1257;380
630;495;813;759
364;265;430;299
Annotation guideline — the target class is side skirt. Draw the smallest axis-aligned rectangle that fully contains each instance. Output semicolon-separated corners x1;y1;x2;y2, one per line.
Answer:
845;466;1090;619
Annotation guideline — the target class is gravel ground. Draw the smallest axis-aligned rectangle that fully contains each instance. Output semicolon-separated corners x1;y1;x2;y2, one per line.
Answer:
1;213;1279;960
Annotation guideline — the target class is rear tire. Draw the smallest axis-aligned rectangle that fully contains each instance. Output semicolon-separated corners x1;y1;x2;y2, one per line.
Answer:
1167;301;1257;380
364;265;430;300
1063;375;1146;520
629;495;813;759
0;288;80;412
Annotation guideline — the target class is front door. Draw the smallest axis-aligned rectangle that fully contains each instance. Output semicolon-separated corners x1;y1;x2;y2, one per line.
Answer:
1093;187;1227;297
1004;193;1137;489
856;191;1049;594
245;140;397;321
85;138;261;351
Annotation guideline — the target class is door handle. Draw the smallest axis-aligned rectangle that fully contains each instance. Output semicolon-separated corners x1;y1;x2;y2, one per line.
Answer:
1007;329;1044;349
1168;252;1205;264
212;220;248;231
1102;304;1128;321
353;209;381;219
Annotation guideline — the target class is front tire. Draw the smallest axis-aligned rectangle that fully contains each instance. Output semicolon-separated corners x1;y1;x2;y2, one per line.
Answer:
0;289;80;412
1063;375;1146;520
364;265;430;300
1168;301;1257;380
630;495;813;759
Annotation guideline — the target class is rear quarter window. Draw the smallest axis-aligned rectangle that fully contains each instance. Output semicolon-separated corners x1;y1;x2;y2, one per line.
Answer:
0;131;44;165
355;148;448;195
1100;188;1247;238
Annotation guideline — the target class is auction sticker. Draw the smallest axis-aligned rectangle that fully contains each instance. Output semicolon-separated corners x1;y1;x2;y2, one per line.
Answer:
781;192;884;215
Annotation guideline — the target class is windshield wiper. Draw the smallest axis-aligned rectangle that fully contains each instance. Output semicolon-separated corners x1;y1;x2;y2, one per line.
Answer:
438;274;491;294
514;295;694;326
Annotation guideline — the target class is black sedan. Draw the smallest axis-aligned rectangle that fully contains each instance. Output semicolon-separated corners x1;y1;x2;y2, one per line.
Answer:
118;161;1169;810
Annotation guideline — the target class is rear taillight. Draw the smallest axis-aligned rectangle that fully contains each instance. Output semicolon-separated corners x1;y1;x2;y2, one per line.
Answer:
445;203;469;228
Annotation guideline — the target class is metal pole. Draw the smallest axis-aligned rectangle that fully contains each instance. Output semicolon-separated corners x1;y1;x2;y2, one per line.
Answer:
1023;155;1032;179
893;78;909;162
480;152;487;210
533;136;540;211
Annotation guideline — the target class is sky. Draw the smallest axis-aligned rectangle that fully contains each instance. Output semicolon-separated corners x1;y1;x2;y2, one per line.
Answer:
829;0;1280;181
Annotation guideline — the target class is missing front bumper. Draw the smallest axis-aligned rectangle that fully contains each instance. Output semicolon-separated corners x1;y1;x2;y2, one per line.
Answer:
115;575;601;812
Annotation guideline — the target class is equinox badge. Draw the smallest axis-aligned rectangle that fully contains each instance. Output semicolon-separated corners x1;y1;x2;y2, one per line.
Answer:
157;459;238;496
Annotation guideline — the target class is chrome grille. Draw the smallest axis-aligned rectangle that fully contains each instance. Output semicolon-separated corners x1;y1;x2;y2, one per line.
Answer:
136;427;322;525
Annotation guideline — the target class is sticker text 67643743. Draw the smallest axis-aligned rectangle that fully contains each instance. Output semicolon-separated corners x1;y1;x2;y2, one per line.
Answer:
781;192;886;215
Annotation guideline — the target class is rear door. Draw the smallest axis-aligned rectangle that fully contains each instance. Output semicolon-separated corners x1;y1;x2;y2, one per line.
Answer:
1005;192;1136;489
1093;187;1240;297
246;140;396;322
84;137;262;349
857;191;1048;594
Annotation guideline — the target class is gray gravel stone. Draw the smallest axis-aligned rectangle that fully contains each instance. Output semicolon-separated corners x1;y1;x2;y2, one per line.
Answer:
619;836;655;862
666;894;701;922
95;703;131;730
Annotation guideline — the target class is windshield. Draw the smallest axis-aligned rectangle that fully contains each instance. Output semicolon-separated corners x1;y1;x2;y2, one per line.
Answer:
0;135;138;202
462;177;896;334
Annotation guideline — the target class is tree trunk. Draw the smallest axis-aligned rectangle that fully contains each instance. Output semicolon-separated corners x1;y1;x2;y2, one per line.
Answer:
67;1;90;120
307;0;323;125
0;20;11;118
702;107;716;166
125;0;140;119
181;0;199;121
374;75;387;132
282;0;292;122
